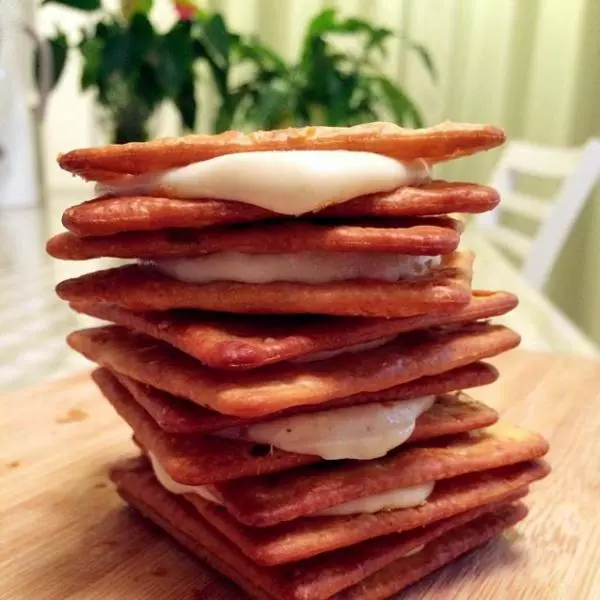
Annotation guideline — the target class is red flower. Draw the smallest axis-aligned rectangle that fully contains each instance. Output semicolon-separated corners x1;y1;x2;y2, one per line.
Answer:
175;1;199;21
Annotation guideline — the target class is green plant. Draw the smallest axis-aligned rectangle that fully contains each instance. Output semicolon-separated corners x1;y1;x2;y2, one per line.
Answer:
39;0;199;143
38;3;435;140
201;8;437;132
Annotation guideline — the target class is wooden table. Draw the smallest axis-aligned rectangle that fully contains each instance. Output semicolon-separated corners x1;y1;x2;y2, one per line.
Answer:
1;350;599;600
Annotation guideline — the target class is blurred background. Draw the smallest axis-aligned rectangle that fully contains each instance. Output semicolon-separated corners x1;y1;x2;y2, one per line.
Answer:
0;0;599;391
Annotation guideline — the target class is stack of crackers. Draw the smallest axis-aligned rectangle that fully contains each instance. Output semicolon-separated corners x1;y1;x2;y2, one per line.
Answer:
48;122;550;599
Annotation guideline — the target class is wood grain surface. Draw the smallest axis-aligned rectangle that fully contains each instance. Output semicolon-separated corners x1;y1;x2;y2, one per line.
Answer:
1;350;599;600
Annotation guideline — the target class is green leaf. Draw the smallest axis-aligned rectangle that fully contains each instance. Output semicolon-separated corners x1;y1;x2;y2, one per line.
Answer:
406;40;438;82
156;21;193;98
121;0;154;20
193;14;231;100
333;17;367;34
302;36;340;104
99;28;130;87
128;12;156;63
306;8;336;38
203;51;229;99
375;76;424;127
300;8;335;68
136;62;164;112
92;16;162;111
175;75;197;130
233;36;287;73
202;14;230;70
35;31;68;93
79;33;103;90
366;27;393;58
246;79;291;129
41;0;101;10
214;91;244;132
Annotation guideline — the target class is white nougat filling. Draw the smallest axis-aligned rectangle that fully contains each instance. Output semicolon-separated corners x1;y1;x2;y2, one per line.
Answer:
148;452;435;516
97;151;431;216
152;252;442;284
216;396;436;460
149;453;221;504
317;481;435;516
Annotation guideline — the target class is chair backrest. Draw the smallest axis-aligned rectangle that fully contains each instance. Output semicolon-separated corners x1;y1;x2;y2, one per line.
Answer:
477;138;600;290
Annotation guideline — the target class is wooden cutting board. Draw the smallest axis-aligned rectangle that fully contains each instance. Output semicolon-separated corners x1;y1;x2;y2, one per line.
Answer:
2;349;599;600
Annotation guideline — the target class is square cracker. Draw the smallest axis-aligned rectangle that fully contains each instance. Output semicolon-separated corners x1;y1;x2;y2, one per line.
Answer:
68;322;519;417
93;368;499;485
334;502;527;600
58;121;505;179
70;290;517;369
47;217;462;261
61;181;499;237
56;251;473;317
109;362;499;434
111;460;526;600
186;460;548;565
214;422;549;526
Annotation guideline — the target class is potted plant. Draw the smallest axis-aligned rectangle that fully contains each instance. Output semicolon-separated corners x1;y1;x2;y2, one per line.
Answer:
39;0;200;143
39;2;435;139
197;8;437;132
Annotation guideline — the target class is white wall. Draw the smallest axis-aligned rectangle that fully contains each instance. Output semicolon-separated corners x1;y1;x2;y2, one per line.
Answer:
0;0;40;207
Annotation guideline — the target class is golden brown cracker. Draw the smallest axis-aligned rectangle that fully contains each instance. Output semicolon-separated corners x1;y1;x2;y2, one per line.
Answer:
58;121;505;179
189;461;547;565
94;368;499;484
215;422;549;526
70;290;517;369
334;502;527;600
93;369;317;483
319;180;499;217
281;494;527;600
411;393;498;442
111;460;526;600
68;322;519;418
110;362;499;434
61;182;499;237
56;251;473;317
115;464;275;600
47;217;462;261
63;195;275;237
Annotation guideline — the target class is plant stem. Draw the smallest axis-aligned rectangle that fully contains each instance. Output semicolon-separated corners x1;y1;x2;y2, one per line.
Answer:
112;116;149;144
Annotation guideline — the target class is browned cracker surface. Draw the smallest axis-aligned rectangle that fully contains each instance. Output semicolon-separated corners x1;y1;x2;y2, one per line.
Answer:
334;503;527;600
188;460;547;565
61;182;499;237
111;460;526;600
214;422;548;526
68;322;519;417
94;368;499;484
47;217;462;260
92;370;315;482
109;362;498;434
58;122;505;179
70;290;517;369
56;251;474;317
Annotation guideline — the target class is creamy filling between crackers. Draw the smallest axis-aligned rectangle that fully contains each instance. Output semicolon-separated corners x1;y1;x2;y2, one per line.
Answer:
149;452;435;516
215;395;436;460
97;150;431;215
151;252;442;284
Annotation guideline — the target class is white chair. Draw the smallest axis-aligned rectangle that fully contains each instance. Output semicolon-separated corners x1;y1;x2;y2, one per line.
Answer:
477;138;600;291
